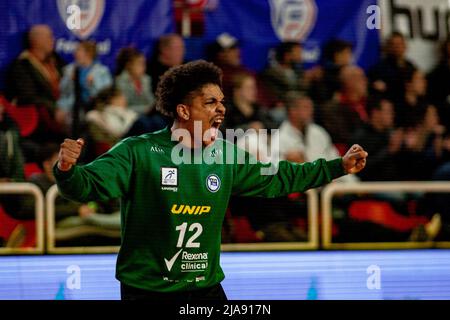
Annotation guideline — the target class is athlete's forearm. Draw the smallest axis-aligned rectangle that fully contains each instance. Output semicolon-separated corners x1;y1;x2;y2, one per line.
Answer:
232;157;345;197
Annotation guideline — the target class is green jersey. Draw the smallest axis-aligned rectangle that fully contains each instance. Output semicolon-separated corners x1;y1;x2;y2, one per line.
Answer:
54;127;345;292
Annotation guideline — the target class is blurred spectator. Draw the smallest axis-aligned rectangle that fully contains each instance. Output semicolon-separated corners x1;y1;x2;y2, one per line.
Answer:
115;47;155;115
147;33;185;93
397;104;447;181
320;65;368;150
5;24;66;148
0;101;34;220
427;39;450;130
260;41;322;103
279;93;329;161
0;101;25;182
395;68;428;129
58;40;112;137
86;86;138;152
207;33;254;99
278;92;357;182
351;95;402;181
260;41;306;103
223;73;275;131
368;32;416;103
309;39;353;104
121;44;170;137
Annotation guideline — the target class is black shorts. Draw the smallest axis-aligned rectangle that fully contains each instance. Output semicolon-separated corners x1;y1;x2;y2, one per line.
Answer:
120;282;228;301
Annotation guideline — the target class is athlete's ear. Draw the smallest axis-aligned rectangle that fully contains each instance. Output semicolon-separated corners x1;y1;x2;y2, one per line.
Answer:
176;104;190;121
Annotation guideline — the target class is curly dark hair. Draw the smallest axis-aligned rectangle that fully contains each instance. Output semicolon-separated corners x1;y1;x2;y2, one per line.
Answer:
155;60;222;118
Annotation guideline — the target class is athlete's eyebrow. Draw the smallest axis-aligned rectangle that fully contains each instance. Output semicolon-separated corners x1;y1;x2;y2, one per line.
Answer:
204;96;225;104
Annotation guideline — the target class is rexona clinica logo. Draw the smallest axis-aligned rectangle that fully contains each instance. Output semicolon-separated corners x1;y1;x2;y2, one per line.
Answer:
57;0;105;39
269;0;317;41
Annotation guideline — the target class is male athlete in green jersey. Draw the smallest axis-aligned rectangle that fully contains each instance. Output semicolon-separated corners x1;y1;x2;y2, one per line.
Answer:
54;60;368;300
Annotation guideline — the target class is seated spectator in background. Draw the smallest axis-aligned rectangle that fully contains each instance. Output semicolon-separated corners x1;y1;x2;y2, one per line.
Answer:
340;95;442;242
395;68;428;129
0;102;25;182
147;33;185;93
5;24;66;148
320;65;368;151
29;143;87;222
29;143;120;244
368;32;416;103
0;102;34;220
115;47;155;115
397;104;447;181
223;73;275;131
58;40;112;137
278;92;357;182
309;39;353;105
261;41;321;97
352;94;446;181
351;95;402;181
260;41;307;103
207;33;253;99
392;67;448;179
427;39;450;130
86;86;138;152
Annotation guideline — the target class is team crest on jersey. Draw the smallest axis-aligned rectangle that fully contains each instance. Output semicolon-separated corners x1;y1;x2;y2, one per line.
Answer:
206;174;221;193
269;0;317;41
161;167;178;186
57;0;105;39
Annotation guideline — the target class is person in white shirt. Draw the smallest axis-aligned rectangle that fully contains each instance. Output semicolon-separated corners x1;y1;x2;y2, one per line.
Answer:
279;92;358;182
86;86;138;148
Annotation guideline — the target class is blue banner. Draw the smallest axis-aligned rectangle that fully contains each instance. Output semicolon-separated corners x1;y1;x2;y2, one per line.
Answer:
0;0;380;90
0;0;174;89
203;0;380;71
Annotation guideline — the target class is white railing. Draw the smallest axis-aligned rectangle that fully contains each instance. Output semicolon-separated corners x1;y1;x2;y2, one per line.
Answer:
5;180;450;253
221;189;319;251
321;182;450;250
46;184;319;253
45;184;120;254
0;183;45;254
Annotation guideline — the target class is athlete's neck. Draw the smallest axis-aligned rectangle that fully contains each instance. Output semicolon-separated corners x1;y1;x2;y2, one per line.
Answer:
171;120;203;149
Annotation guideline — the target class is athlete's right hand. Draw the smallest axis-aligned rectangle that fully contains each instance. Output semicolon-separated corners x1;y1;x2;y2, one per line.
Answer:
57;138;85;171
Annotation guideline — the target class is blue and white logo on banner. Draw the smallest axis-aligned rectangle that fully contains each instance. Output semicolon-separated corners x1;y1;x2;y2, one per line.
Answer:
269;0;317;41
57;0;105;39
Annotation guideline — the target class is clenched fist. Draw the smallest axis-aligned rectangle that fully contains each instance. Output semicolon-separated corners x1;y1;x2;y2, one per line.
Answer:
57;138;85;171
342;144;368;174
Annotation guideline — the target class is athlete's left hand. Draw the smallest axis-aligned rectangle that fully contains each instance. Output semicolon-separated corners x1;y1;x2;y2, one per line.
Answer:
342;144;368;174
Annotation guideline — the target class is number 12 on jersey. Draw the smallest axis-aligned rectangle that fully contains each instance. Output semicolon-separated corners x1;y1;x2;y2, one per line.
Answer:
175;222;203;248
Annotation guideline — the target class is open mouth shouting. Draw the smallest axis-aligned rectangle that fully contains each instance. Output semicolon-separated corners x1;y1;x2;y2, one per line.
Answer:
205;116;224;145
